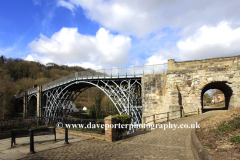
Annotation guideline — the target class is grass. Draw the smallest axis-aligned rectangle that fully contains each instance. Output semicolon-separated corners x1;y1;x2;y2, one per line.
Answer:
214;116;240;133
231;136;240;144
207;101;225;108
196;108;240;159
204;144;212;148
218;149;227;152
209;115;240;149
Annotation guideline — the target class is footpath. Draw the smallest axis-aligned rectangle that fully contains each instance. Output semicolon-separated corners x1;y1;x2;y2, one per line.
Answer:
0;110;226;160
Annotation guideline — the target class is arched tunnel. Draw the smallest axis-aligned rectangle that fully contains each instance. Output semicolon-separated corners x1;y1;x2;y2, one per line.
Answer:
201;81;233;113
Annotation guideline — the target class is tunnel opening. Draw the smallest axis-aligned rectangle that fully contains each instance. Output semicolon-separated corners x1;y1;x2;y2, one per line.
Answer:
203;89;225;109
201;81;232;113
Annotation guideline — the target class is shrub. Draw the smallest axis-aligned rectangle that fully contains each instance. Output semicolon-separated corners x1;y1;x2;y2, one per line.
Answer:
87;104;96;119
113;113;131;139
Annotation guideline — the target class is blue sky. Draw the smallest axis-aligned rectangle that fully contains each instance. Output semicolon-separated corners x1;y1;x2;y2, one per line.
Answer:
1;0;240;69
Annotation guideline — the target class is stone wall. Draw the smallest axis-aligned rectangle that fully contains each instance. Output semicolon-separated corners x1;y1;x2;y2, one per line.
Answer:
142;55;240;122
142;73;168;122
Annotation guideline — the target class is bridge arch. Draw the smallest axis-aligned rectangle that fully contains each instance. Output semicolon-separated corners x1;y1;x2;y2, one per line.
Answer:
28;95;37;117
43;79;142;125
200;81;233;112
57;81;122;114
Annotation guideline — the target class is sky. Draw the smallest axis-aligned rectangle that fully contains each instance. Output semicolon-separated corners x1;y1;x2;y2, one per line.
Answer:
1;0;240;69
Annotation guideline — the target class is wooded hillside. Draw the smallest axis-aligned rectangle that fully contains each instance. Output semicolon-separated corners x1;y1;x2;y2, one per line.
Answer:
0;55;116;118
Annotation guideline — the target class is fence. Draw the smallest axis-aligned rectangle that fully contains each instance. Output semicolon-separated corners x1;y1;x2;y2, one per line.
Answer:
0;117;105;139
143;108;200;125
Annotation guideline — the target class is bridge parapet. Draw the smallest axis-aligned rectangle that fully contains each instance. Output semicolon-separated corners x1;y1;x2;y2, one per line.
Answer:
168;55;240;73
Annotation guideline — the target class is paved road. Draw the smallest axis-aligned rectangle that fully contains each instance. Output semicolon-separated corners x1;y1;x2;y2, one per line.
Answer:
0;110;225;160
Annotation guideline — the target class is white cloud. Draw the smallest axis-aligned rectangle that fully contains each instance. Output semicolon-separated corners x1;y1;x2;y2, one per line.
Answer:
146;21;240;63
145;50;171;65
65;62;103;69
59;0;240;37
57;0;75;14
177;21;240;60
49;0;240;67
27;27;131;69
26;54;53;64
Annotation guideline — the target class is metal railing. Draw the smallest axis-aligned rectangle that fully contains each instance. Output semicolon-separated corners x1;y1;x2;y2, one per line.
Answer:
28;88;38;94
15;63;168;98
41;63;168;91
15;88;37;99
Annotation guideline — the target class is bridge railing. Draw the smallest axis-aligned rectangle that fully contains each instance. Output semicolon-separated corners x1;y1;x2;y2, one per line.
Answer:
14;63;168;96
15;87;38;99
40;63;167;91
16;93;24;99
28;87;38;95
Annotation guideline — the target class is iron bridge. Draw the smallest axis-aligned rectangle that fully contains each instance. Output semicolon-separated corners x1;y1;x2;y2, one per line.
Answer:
16;64;168;127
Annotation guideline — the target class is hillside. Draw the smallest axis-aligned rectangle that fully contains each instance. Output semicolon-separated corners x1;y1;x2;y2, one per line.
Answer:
0;55;116;118
196;107;240;159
